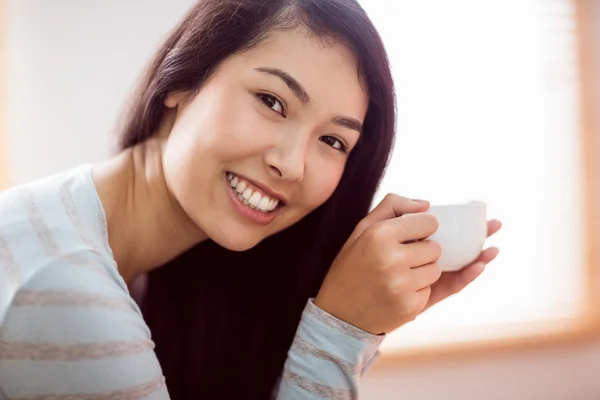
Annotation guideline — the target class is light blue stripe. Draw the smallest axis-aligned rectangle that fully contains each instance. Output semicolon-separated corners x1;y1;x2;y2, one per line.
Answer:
0;355;163;398
1;306;149;343
284;347;350;390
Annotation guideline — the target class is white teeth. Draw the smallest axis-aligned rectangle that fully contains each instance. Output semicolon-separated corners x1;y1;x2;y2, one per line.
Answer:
235;180;247;194
249;192;261;207
228;173;281;213
257;196;270;211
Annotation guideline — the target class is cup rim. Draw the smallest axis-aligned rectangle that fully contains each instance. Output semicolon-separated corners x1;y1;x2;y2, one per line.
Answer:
429;200;486;209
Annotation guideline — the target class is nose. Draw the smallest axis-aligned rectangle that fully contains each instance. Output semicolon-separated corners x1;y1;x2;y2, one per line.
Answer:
264;131;308;182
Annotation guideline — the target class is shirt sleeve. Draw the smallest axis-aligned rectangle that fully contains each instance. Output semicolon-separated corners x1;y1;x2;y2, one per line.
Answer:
0;258;170;400
275;299;384;399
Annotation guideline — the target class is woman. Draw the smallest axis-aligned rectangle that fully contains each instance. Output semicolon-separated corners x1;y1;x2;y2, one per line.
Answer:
0;0;501;398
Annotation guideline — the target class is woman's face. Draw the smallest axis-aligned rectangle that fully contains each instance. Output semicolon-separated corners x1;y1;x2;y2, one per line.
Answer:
162;28;369;251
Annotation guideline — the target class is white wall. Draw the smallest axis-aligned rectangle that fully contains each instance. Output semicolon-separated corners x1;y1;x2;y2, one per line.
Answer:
4;1;600;399
5;0;195;184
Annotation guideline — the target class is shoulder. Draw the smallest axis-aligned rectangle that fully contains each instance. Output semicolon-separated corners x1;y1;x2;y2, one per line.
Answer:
0;165;111;259
0;165;114;325
0;169;167;398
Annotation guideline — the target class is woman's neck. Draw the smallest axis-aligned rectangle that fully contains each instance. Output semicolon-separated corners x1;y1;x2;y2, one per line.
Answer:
92;138;207;284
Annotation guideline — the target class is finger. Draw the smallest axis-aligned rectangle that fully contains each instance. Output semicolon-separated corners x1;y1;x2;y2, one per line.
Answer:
476;247;500;264
423;247;499;309
413;285;433;315
376;212;439;244
424;262;485;309
408;262;442;291
355;194;430;237
487;219;502;237
400;240;441;267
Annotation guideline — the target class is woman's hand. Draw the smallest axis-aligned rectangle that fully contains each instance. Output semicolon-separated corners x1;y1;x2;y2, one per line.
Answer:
315;194;501;335
315;194;441;335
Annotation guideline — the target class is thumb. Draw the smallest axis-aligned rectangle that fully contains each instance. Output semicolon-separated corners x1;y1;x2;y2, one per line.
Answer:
353;194;430;238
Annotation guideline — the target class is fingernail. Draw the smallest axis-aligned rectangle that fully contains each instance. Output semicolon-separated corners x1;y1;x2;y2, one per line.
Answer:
411;199;428;204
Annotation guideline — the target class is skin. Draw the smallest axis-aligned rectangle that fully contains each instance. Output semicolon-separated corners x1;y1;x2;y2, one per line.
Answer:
93;27;502;334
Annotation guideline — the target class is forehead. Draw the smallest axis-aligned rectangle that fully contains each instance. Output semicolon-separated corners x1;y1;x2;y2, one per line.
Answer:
223;27;369;117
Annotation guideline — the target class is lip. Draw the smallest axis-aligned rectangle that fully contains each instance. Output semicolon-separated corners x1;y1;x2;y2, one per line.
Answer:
228;172;288;204
225;174;281;225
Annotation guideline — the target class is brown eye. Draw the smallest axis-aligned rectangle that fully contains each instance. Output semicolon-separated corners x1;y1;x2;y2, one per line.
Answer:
320;136;348;153
257;93;285;117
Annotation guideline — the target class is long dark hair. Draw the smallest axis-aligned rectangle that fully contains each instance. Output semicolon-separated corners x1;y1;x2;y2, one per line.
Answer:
119;0;395;398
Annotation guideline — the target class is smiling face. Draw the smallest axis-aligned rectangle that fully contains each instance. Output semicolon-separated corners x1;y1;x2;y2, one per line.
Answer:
161;27;369;251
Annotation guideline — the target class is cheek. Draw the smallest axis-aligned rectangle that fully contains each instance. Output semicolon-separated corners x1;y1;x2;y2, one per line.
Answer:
201;103;275;164
220;112;274;160
302;161;345;208
167;96;271;168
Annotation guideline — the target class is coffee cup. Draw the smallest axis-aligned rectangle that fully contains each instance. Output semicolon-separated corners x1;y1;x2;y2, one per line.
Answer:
425;201;487;272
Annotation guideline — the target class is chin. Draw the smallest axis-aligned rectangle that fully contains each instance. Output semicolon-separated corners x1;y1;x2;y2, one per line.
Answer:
210;230;264;252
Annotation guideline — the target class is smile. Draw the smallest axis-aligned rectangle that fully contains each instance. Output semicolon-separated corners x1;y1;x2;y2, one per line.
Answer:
225;172;282;225
227;172;280;212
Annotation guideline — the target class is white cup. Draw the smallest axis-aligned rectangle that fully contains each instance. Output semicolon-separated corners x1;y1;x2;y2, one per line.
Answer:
425;201;487;272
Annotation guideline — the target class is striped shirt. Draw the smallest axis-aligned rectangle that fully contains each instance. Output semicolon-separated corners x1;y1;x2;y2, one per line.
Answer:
0;165;383;399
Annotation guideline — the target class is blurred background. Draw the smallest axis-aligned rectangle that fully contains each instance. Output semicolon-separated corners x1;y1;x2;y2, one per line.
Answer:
1;0;599;399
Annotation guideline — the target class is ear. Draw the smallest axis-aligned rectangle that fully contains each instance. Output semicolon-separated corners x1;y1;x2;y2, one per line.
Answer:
164;91;188;108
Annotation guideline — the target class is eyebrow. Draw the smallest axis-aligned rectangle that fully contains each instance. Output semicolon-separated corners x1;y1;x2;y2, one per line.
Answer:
331;116;363;134
254;67;363;134
254;67;310;105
